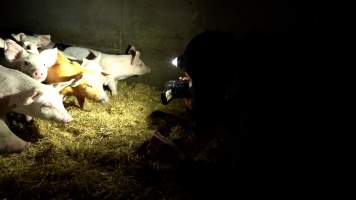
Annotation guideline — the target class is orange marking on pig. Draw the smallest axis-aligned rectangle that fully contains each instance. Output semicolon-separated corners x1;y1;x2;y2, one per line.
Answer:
46;52;106;108
46;53;83;83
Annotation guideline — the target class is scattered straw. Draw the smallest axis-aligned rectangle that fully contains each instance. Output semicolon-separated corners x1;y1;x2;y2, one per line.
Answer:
1;81;190;199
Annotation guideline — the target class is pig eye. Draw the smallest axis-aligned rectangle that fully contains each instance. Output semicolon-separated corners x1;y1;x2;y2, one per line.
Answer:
25;45;31;50
42;103;52;108
24;61;30;65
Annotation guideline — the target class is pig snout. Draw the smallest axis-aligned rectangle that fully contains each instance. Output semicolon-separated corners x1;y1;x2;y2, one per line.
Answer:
32;69;47;81
62;115;73;124
100;95;109;103
52;112;73;124
139;65;151;74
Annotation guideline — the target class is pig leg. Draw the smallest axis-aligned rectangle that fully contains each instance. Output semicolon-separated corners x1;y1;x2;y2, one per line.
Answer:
25;115;33;122
76;95;86;109
0;118;30;154
108;79;118;96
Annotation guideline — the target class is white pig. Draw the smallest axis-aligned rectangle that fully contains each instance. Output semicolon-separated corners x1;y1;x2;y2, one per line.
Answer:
3;39;58;82
62;46;95;60
80;57;111;86
12;32;53;51
64;46;151;95
0;118;30;154
0;65;74;154
0;65;73;123
0;37;4;49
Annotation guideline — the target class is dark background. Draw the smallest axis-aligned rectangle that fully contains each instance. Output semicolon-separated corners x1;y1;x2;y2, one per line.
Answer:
0;0;326;196
0;0;319;87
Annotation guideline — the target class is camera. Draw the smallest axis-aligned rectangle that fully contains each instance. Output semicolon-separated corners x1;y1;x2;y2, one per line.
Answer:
161;55;192;105
161;79;191;105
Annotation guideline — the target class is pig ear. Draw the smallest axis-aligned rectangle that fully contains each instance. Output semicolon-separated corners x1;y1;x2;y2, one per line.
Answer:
126;45;136;54
101;71;111;76
82;58;89;65
40;48;58;68
11;33;26;42
4;39;25;63
24;89;42;105
82;58;95;66
86;50;97;60
51;78;77;92
94;53;102;62
71;74;84;87
14;88;43;106
131;50;141;65
38;34;51;46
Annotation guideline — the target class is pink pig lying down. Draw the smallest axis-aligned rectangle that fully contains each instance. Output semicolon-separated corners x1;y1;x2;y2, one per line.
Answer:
63;46;151;96
3;39;58;82
0;65;73;154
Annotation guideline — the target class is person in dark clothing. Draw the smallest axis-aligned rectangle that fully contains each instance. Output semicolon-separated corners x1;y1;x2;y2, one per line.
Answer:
176;30;241;177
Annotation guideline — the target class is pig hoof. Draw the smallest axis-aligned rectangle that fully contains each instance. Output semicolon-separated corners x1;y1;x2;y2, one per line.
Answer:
2;141;31;154
25;115;33;122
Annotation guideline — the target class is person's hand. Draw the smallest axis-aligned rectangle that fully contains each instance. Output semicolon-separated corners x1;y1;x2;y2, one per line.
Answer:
179;73;193;110
179;76;189;81
183;98;193;110
179;72;192;87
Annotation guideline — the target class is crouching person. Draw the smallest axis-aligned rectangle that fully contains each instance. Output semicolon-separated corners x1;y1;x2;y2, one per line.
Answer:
160;30;241;198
